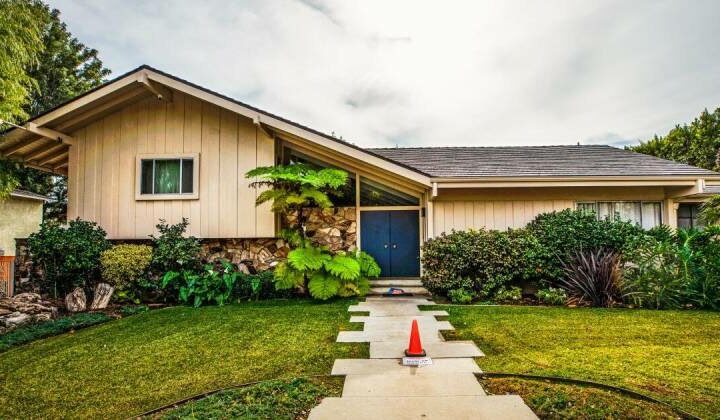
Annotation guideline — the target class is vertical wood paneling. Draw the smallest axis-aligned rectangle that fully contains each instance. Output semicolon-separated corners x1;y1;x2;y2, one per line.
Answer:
118;105;137;238
101;112;120;236
219;110;238;237
201;102;220;237
165;94;185;226
435;202;445;235
83;121;101;221
237;116;257;237
135;99;155;237
71;91;275;239
453;201;466;230
150;100;167;228
183;96;203;237
432;199;580;236
255;127;275;237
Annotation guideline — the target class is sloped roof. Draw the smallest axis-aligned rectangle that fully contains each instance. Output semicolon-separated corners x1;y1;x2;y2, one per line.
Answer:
369;145;720;178
10;189;48;201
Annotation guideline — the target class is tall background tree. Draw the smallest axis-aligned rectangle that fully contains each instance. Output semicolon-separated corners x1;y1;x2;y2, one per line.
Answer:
631;107;720;225
0;0;109;218
630;107;720;171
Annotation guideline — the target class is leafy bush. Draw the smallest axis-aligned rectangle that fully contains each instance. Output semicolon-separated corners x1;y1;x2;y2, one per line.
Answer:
536;287;568;306
0;312;112;352
273;242;380;300
234;271;294;300
448;288;475;304
27;219;110;298
494;286;523;303
150;218;201;274
623;227;720;310
162;259;239;307
100;244;153;302
421;229;540;298
560;248;625;307
527;209;642;283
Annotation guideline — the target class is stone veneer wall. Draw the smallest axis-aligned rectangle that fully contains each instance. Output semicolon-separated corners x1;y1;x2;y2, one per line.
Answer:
203;207;357;271
14;207;358;283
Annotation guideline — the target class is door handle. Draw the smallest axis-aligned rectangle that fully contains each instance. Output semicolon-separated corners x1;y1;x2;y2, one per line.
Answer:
392;244;397;249
384;244;388;249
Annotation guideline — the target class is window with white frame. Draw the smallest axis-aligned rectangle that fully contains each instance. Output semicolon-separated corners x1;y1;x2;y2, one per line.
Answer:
576;201;662;229
136;154;199;199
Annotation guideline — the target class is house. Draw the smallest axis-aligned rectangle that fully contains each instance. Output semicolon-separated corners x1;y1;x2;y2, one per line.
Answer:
0;190;47;296
1;65;718;277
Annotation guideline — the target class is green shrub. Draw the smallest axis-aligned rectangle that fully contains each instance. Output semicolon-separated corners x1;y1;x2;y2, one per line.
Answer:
27;219;110;298
162;259;239;307
448;288;475;304
234;271;294;300
100;244;153;302
527;209;642;284
150;218;201;274
536;287;568;306
0;312;112;352
494;286;523;303
421;229;540;298
623;228;720;310
273;242;380;300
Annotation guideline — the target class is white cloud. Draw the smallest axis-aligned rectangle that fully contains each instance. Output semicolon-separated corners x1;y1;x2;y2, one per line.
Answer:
49;0;720;147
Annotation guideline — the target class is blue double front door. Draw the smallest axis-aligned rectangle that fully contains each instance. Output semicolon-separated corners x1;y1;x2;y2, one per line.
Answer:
360;210;420;277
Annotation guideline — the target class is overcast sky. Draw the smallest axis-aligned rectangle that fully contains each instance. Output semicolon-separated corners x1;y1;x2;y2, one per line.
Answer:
50;0;720;148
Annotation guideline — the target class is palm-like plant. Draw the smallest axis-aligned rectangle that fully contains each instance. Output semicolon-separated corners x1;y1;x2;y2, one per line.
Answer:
699;195;720;226
246;164;348;236
559;248;624;307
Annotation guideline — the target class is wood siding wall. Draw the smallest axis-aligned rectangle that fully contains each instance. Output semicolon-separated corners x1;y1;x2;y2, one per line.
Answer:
67;92;275;239
433;200;573;233
430;186;668;235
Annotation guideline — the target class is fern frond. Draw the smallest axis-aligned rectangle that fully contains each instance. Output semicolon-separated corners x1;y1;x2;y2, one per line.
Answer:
324;254;361;280
308;272;340;300
288;246;331;271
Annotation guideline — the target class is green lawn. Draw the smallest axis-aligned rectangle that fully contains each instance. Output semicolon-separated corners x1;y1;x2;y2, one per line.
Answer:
0;300;364;419
442;305;720;419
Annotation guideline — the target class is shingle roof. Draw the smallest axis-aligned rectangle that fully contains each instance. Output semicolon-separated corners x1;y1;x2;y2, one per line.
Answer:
368;145;720;178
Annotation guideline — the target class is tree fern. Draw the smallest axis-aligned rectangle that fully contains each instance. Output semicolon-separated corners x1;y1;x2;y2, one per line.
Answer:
288;246;331;271
273;262;305;289
308;272;340;300
324;254;361;280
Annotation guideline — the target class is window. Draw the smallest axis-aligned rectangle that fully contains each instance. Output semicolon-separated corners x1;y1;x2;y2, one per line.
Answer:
136;154;199;200
677;203;703;229
576;201;662;229
360;177;419;207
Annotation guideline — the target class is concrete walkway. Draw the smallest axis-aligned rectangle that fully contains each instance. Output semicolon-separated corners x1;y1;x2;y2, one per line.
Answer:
309;297;537;419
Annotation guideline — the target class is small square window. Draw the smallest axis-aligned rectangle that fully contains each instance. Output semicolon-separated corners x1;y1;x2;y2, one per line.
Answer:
136;154;198;200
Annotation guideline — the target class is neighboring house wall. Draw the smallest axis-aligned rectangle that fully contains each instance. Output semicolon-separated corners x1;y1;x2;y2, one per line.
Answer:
430;186;668;234
67;92;275;239
0;198;43;256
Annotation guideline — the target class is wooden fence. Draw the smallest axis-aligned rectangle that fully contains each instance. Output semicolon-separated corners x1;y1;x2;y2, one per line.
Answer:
0;256;14;297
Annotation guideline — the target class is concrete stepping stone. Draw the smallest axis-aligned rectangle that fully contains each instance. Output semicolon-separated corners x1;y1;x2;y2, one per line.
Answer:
331;358;482;375
309;296;536;419
308;395;538;420
337;330;445;343
370;340;484;359
341;373;487;397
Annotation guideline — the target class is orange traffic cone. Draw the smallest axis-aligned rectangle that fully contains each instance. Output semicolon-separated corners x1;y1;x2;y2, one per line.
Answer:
405;319;426;357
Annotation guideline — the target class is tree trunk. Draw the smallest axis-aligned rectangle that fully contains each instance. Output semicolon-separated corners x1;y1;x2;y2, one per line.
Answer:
90;283;114;310
65;287;86;312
